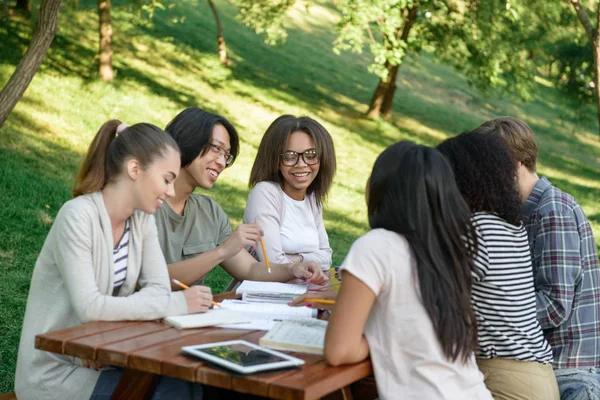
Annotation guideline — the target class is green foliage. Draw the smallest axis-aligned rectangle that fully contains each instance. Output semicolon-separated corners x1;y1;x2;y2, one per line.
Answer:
1;0;599;394
229;0;297;45
334;0;420;79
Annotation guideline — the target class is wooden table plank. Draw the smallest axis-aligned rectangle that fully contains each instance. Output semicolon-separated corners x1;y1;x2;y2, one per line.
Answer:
35;321;140;354
96;324;201;366
64;322;170;360
229;353;324;399
267;360;373;400
127;328;252;380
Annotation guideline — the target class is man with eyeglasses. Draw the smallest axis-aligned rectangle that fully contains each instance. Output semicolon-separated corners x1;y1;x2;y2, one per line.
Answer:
153;108;329;293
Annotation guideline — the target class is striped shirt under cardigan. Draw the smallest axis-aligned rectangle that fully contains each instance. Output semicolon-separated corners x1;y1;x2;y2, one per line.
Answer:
522;176;600;369
471;212;553;364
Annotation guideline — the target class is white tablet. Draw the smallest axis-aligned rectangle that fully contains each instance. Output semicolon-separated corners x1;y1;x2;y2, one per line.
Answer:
181;340;305;374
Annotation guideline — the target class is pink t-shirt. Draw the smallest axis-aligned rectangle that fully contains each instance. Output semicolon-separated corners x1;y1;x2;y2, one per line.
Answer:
340;229;492;400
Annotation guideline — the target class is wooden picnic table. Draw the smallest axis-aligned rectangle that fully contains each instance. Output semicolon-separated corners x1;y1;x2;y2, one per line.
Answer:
34;291;374;400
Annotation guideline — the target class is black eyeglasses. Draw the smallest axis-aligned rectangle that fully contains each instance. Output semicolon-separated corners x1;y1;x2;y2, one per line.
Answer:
206;143;234;166
280;148;319;166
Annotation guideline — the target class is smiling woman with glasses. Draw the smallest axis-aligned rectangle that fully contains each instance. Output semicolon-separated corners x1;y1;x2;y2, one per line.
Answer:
245;115;337;273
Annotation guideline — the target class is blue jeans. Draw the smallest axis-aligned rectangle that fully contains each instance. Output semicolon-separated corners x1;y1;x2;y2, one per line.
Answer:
556;368;600;400
90;368;203;400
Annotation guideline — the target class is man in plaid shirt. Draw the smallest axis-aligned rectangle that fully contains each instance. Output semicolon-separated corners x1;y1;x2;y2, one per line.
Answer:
479;117;600;399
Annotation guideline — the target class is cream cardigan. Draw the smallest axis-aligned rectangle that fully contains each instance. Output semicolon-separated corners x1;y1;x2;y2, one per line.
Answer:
15;192;188;400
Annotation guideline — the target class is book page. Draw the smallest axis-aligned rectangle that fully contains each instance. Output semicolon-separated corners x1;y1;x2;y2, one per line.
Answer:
260;319;328;354
235;281;308;296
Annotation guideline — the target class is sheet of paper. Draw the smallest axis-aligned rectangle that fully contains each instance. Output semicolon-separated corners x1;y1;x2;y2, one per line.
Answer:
235;281;308;296
220;299;317;318
218;317;279;331
163;308;251;329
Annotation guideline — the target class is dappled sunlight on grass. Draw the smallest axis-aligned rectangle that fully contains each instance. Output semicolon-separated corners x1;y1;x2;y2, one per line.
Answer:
0;0;599;392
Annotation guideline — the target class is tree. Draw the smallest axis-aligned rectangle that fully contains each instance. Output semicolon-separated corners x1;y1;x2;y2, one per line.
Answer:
0;0;61;128
333;0;541;118
98;0;114;81
567;0;600;134
207;0;231;65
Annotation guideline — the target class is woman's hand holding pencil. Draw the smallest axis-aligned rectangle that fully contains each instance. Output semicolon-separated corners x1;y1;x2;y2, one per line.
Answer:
173;279;221;313
289;290;337;311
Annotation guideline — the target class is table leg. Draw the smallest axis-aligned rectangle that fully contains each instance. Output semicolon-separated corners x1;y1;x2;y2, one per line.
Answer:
110;369;160;400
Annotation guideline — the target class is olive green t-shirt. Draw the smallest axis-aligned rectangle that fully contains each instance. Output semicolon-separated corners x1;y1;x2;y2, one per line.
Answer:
155;194;232;283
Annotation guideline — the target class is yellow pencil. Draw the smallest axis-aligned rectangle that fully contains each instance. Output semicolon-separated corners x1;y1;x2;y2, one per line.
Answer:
304;298;336;305
259;237;272;274
172;279;221;308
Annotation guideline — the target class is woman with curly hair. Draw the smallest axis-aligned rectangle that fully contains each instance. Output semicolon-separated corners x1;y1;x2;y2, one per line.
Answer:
437;131;559;400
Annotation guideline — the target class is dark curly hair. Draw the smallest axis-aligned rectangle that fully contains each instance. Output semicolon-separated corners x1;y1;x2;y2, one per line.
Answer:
437;130;522;226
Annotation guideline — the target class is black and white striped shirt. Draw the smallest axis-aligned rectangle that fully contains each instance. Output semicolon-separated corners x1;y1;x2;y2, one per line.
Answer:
113;219;130;293
471;212;553;364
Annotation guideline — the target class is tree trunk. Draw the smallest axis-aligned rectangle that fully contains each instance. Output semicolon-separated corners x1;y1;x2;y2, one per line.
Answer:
366;61;395;119
366;5;419;118
380;5;419;117
98;0;113;81
207;0;230;66
380;64;400;116
0;0;61;129
593;38;600;136
16;0;31;12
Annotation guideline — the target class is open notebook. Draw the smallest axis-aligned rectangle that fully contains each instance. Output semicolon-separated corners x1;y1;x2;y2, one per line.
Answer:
163;308;251;329
235;281;308;304
259;319;328;355
218;299;317;331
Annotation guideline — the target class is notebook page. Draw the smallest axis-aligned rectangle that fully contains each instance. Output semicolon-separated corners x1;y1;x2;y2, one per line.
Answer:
220;299;317;318
235;281;308;296
163;309;251;329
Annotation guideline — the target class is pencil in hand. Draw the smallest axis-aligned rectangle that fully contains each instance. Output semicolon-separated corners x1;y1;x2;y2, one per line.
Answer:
172;279;221;308
259;237;272;274
304;298;336;305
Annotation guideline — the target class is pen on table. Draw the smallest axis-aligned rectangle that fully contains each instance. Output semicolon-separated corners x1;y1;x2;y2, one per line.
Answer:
172;279;221;308
259;237;272;274
303;298;336;305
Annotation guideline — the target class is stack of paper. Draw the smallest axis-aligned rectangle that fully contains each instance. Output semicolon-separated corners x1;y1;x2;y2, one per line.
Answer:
259;319;328;355
235;281;308;304
218;299;317;331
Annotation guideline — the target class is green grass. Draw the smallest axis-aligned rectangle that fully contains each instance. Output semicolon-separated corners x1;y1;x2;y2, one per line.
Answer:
1;0;599;393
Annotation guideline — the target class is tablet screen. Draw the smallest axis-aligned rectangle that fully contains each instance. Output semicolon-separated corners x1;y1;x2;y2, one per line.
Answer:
197;343;289;367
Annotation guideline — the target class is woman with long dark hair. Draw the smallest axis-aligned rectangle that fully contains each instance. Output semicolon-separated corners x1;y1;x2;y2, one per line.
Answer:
300;141;492;399
437;131;559;400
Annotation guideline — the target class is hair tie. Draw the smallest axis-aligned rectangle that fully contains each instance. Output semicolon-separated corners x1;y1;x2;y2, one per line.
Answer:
116;123;129;134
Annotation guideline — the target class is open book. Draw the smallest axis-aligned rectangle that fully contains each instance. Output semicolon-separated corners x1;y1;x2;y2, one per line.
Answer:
259;319;328;355
163;308;251;329
235;281;308;304
218;300;317;331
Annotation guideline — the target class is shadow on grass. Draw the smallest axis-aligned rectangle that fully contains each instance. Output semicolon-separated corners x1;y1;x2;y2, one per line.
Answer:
0;110;81;394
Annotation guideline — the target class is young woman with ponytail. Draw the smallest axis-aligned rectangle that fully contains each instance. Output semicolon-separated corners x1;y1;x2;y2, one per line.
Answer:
292;141;492;399
15;121;210;400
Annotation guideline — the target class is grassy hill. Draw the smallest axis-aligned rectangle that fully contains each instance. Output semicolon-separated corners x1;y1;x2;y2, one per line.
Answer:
1;0;599;393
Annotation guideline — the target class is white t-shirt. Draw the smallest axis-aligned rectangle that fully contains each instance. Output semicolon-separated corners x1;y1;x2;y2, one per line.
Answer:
280;194;319;255
340;229;492;400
